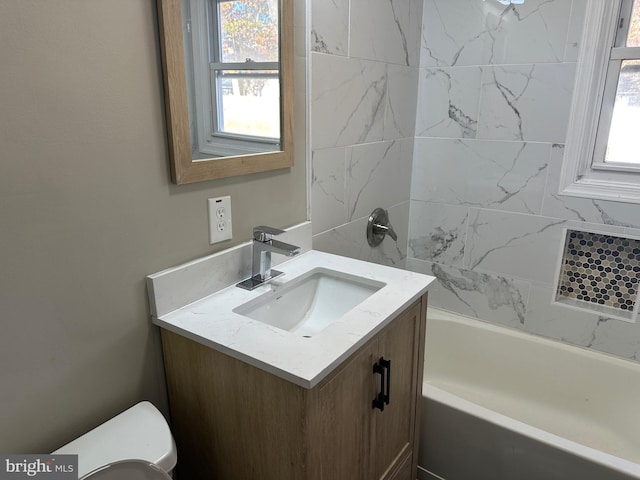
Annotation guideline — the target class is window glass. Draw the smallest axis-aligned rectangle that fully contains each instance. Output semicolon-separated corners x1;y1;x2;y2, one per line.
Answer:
605;59;640;164
218;0;279;63
215;70;280;138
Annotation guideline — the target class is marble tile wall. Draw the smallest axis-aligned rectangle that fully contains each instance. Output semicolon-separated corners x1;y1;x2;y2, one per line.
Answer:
408;0;640;362
309;0;423;267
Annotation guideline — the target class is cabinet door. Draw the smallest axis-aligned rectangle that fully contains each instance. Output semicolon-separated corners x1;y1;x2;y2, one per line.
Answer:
371;302;422;480
310;341;377;480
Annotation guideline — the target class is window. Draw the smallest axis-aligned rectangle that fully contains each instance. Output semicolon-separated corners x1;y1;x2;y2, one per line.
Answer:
187;0;281;157
560;0;640;203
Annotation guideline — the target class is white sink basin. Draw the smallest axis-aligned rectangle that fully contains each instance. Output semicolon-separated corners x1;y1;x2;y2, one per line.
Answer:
233;268;385;337
149;247;435;387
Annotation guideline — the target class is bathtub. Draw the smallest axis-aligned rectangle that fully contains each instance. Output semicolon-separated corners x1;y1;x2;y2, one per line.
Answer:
418;307;640;480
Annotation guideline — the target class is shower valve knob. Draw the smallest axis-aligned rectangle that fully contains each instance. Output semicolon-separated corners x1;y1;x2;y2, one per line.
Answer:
367;208;397;247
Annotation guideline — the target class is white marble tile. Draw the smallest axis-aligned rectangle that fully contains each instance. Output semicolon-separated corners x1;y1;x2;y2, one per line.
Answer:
525;284;605;348
482;0;573;65
412;138;550;215
311;147;347;235
313;202;409;268
464;209;567;284
541;144;640;228
526;285;640;362
477;63;576;143
384;65;419;141
311;53;387;150
346;139;413;222
420;0;488;67
464;209;627;285
408;201;468;267
311;0;348;55
589;316;640;362
415;66;482;139
407;258;530;329
421;0;573;67
350;0;422;66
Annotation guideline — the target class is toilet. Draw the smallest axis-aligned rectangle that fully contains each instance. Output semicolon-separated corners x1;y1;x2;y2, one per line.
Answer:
53;401;177;480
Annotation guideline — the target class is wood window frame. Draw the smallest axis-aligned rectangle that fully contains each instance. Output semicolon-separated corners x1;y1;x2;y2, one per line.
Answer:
157;0;294;184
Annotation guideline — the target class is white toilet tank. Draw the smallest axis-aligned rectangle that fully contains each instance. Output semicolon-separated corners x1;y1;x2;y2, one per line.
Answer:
53;401;177;479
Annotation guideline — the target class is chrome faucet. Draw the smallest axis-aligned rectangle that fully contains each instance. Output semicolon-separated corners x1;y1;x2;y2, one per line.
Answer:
236;226;301;290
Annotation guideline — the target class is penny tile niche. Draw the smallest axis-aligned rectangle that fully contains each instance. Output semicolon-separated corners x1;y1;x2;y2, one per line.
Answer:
555;229;640;322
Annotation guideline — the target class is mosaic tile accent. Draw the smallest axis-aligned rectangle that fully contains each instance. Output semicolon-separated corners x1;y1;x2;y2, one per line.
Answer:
557;230;640;313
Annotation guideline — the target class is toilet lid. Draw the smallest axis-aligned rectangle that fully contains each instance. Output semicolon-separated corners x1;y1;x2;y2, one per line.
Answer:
80;460;172;480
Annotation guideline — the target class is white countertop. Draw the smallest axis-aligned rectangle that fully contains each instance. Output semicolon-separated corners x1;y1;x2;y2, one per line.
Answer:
153;250;434;388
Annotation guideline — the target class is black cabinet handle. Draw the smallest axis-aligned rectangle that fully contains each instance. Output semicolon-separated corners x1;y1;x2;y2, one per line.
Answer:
372;357;391;411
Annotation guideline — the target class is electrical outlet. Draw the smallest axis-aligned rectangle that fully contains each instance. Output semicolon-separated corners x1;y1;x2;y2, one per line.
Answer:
208;196;232;244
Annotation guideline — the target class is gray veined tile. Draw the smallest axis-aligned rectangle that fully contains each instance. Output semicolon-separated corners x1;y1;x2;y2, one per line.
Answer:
477;63;576;143
406;258;530;329
384;65;420;141
346;139;413;222
310;0;348;55
589;317;640;362
415;66;482;139
526;285;640;362
311;53;387;150
408;201;468;267
482;0;573;65
525;284;604;348
311;147;347;235
411;138;549;215
420;0;573;67
464;209;568;284
420;0;488;67
351;0;422;66
463;209;628;285
525;286;640;361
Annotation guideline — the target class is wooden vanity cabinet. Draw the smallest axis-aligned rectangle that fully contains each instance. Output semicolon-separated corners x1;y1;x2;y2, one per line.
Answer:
160;293;427;480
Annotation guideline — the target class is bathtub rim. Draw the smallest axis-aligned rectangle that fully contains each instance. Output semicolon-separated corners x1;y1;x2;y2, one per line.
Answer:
424;306;640;479
426;306;640;370
423;383;640;479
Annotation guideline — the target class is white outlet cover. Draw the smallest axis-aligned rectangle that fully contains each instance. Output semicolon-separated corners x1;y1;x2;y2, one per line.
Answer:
208;196;232;244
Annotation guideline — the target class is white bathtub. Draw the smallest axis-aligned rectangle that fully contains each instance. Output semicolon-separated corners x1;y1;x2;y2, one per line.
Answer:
418;307;640;480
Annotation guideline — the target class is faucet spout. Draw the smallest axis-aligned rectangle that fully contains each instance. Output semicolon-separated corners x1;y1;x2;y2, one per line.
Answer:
261;239;301;256
236;226;301;290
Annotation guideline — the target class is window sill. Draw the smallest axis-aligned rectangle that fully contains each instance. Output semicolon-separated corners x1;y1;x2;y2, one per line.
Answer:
559;163;640;204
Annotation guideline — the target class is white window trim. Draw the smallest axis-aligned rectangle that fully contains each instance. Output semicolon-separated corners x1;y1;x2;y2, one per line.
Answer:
188;0;280;158
559;0;640;204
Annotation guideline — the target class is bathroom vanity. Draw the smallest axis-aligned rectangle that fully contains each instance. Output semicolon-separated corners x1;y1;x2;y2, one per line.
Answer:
147;239;433;480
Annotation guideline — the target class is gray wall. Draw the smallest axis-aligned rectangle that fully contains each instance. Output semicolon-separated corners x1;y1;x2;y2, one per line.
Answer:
0;0;306;452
